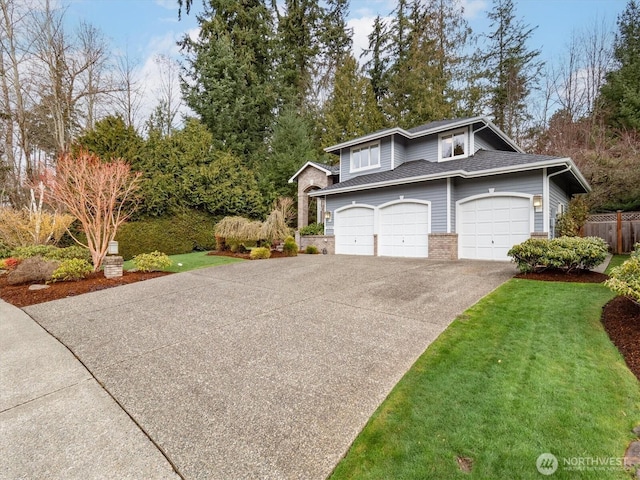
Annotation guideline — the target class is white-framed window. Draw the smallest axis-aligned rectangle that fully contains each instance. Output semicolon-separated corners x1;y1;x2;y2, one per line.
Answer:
351;142;380;172
439;129;468;161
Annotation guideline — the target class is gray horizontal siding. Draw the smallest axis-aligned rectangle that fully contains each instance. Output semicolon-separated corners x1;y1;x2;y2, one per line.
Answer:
405;135;438;162
339;137;392;182
393;135;406;167
549;178;570;237
453;171;545;232
474;129;503;151
323;180;448;235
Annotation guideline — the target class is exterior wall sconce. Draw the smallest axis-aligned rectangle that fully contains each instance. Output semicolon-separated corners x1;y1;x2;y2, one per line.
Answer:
533;195;543;213
324;210;332;222
107;240;119;255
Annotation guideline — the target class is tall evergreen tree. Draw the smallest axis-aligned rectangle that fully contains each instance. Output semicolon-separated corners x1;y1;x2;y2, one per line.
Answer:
273;0;322;109
321;54;384;148
600;0;640;130
179;0;276;161
362;15;391;105
481;0;543;140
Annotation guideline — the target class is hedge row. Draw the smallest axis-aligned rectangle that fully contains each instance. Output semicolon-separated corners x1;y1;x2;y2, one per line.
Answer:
508;236;609;273
116;211;217;260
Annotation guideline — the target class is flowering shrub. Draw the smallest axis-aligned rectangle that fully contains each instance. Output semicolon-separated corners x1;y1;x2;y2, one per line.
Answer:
132;251;172;272
508;237;608;273
50;259;93;282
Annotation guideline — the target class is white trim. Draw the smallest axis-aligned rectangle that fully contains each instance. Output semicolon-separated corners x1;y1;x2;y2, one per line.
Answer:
377;199;431;258
455;192;534;260
350;141;381;173
309;157;590;197
446;178;451;233
438;128;469;162
542;167;549;238
324;116;524;155
391;134;395;170
288;161;333;183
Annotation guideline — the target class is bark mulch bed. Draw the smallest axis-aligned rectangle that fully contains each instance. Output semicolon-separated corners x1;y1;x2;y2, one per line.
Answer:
603;296;640;381
0;271;169;308
515;269;608;283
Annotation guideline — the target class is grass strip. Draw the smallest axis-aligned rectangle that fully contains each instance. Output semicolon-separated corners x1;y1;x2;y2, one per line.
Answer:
330;279;640;479
123;251;243;273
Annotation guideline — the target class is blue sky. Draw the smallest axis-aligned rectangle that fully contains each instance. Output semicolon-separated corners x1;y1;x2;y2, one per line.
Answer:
63;0;628;121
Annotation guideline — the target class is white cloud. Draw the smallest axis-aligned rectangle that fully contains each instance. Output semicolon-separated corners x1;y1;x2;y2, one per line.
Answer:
461;0;487;19
154;0;177;10
348;16;377;61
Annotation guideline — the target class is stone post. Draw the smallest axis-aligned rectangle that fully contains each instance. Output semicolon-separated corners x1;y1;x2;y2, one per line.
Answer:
103;255;124;278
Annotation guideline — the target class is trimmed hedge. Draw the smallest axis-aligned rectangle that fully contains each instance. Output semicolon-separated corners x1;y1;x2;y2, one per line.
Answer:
299;222;324;235
11;245;90;262
508;236;608;273
116;211;217;260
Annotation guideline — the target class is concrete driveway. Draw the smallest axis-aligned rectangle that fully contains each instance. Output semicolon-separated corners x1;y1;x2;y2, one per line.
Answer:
22;255;514;479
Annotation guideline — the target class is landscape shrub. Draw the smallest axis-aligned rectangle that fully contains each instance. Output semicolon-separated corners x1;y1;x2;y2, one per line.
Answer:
132;251;172;272
299;223;324;235
305;245;319;254
0;241;11;259
250;247;271;260
11;245;91;262
0;258;20;270
261;209;290;244
116;211;217;260
605;249;640;304
50;259;93;282
283;236;298;257
214;216;262;250
7;256;59;285
508;236;608;273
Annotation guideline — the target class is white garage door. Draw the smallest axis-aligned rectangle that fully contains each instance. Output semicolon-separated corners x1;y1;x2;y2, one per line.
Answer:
379;202;429;258
335;206;375;255
458;195;531;260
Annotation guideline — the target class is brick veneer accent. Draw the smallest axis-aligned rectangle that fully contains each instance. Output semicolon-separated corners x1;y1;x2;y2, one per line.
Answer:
428;233;458;260
298;235;335;254
530;232;549;240
102;255;124;278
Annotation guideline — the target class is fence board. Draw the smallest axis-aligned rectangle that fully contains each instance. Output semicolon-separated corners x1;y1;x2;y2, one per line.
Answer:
584;211;640;253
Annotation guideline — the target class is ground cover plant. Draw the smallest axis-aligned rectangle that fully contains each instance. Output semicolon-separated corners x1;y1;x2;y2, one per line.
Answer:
330;280;640;479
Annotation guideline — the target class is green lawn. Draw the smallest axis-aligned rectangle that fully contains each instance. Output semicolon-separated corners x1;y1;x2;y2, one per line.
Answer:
123;251;243;273
330;280;640;479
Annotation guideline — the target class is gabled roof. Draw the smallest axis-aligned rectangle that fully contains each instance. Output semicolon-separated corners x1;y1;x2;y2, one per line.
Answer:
323;116;524;154
288;161;339;184
308;149;590;196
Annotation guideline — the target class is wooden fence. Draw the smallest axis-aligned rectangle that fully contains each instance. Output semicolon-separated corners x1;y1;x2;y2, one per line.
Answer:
583;211;640;253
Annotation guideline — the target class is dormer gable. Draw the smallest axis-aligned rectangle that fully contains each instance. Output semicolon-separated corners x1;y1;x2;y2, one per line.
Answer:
324;117;524;183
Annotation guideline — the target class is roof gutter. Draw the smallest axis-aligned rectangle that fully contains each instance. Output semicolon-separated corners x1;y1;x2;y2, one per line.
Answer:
308;158;587;197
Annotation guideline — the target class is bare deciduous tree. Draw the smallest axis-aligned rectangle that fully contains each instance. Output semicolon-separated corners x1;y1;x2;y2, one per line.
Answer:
49;151;142;271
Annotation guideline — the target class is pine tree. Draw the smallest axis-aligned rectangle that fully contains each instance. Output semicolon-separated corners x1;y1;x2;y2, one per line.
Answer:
481;0;543;140
179;0;275;161
600;0;640;131
362;15;391;105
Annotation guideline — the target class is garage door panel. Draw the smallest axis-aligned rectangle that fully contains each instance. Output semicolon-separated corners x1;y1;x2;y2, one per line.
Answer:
335;207;374;255
379;202;429;258
459;196;531;261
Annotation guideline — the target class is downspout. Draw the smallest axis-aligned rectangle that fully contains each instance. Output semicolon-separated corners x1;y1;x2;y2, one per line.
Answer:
546;165;572;238
471;122;491;153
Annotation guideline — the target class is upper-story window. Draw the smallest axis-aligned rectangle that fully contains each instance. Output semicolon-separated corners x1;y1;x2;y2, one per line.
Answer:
439;129;468;161
351;142;380;172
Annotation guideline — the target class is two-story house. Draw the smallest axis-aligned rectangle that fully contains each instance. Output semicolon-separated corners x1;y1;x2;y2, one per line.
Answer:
289;116;589;261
